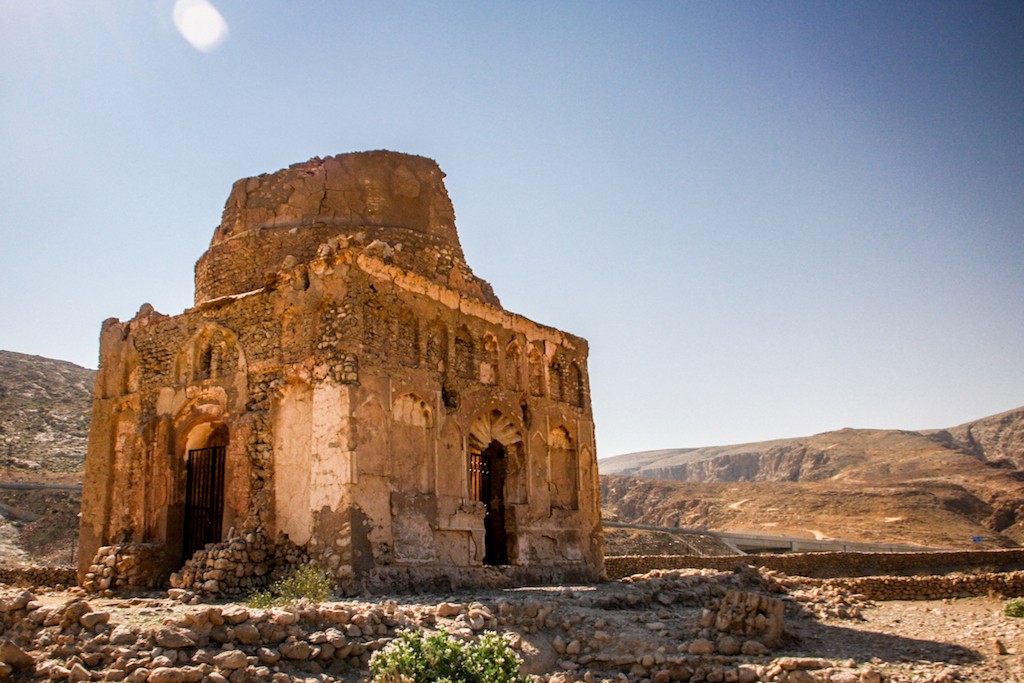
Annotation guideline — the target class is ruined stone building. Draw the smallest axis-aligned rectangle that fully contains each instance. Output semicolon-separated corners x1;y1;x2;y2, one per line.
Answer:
79;151;603;592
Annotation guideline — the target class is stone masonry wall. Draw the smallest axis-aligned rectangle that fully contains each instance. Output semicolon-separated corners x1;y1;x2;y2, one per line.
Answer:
195;152;498;306
823;570;1024;601
195;225;494;306
605;548;1024;580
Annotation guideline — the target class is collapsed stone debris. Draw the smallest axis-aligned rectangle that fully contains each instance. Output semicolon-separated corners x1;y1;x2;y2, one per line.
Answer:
0;567;901;683
78;151;603;595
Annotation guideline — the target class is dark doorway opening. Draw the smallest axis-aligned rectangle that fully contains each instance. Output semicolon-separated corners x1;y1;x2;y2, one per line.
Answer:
183;445;225;560
470;440;508;565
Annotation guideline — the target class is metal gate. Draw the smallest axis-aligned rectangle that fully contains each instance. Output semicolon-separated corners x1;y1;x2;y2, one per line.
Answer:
469;451;490;503
183;446;225;560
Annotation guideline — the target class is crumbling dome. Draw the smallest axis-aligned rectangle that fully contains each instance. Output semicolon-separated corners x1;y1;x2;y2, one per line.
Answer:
195;151;498;306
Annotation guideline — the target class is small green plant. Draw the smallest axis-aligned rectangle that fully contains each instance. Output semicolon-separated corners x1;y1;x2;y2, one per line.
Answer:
1005;597;1024;618
247;563;332;608
369;629;523;683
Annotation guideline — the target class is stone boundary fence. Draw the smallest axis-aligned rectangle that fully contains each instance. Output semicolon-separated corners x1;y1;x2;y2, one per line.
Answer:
0;565;76;587
821;570;1024;601
606;549;1024;581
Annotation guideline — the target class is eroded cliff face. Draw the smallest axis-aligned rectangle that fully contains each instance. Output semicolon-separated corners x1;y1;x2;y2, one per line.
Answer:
928;407;1024;469
640;445;839;483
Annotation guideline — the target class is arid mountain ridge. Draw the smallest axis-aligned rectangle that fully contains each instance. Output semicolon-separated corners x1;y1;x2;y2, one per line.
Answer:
0;350;94;476
601;406;1024;549
600;407;1024;480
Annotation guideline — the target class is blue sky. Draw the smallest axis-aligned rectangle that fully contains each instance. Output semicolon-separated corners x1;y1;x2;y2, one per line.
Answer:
2;1;1022;456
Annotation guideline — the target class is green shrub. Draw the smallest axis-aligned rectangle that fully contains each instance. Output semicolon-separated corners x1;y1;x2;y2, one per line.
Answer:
247;564;333;608
1005;597;1024;618
369;629;523;683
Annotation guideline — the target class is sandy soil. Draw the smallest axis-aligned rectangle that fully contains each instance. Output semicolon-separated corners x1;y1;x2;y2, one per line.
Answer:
785;596;1024;682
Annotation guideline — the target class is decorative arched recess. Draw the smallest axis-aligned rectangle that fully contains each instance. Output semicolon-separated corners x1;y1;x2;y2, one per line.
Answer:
527;342;545;397
454;325;475;380
529;430;550;517
468;410;522;452
549;425;578;510
271;380;313;545
504;341;522;391
391;393;433;493
480;334;499;385
436;419;464;498
579;445;595;516
568;362;584;408
392;393;433;428
363;293;389;356
355;397;390;477
425;318;448;373
108;409;141;542
174;323;248;396
392;304;419;368
549;351;566;403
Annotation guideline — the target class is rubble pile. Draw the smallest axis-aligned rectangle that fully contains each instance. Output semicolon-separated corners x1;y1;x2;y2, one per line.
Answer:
82;545;166;593
166;531;307;598
0;567;897;683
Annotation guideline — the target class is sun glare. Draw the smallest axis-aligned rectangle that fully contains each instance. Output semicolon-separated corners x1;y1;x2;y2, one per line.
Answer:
173;0;229;53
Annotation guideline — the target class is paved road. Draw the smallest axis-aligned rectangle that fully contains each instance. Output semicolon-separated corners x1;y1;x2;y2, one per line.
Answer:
604;520;945;554
0;482;82;492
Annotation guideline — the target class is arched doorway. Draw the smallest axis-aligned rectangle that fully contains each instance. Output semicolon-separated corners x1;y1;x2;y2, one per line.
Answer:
182;423;228;560
468;410;521;566
470;440;508;565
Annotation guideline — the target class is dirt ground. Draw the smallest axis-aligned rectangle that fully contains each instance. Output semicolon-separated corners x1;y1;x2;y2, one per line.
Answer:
787;596;1024;682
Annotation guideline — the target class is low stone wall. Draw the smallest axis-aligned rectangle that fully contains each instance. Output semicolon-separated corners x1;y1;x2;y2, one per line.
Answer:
823;570;1024;601
606;548;1024;580
0;565;76;587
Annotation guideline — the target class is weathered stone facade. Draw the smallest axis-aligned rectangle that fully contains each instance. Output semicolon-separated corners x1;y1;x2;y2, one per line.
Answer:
78;151;603;593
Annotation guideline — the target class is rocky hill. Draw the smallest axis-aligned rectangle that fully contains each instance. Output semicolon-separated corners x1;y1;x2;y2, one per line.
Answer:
930;406;1024;469
601;407;1024;549
0;350;94;476
0;350;92;565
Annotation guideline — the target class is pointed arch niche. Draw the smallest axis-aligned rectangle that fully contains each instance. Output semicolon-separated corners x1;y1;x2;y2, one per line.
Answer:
175;324;246;386
391;393;433;493
480;334;499;385
527;343;545;397
549;425;578;510
503;341;522;391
